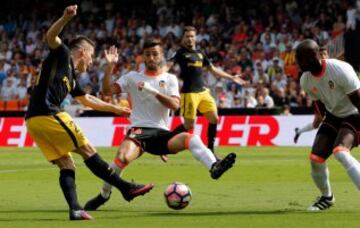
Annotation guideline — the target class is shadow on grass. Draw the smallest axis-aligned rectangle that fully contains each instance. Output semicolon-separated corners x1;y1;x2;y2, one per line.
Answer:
0;210;67;222
0;208;307;222
143;209;303;217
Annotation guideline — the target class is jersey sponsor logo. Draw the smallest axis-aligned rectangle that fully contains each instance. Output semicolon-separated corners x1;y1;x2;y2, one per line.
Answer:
137;81;144;90
1;116;317;147
311;87;318;94
187;61;203;68
63;76;71;92
328;80;335;89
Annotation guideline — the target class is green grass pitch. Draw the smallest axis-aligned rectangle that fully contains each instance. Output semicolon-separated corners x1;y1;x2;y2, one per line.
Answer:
0;147;359;227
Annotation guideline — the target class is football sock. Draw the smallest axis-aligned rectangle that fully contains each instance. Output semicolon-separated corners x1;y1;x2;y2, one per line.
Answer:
207;123;217;153
298;123;314;134
84;153;131;192
334;148;360;189
188;135;217;169
101;159;125;198
310;161;332;197
173;124;188;134
59;169;82;210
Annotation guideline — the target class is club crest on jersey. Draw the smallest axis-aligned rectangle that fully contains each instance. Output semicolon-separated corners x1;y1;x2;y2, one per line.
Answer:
137;81;144;90
159;80;166;88
311;87;318;94
328;80;335;89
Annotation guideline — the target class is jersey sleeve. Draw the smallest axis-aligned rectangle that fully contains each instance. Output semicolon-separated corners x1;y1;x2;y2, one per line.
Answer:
168;50;180;63
168;74;180;98
336;61;360;94
70;79;86;97
115;72;131;93
300;73;318;101
49;43;70;59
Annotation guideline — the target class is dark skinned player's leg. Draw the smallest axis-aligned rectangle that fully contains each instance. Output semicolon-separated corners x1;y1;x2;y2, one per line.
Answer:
307;123;336;211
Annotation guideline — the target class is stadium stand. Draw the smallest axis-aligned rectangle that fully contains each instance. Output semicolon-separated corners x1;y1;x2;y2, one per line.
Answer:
0;0;359;115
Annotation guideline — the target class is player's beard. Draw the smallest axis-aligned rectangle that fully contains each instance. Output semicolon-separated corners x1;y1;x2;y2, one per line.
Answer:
146;61;160;72
76;58;87;73
185;42;195;50
308;61;322;75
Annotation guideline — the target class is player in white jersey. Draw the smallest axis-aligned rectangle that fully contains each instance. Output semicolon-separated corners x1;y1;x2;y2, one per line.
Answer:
296;39;360;211
84;39;236;211
294;47;329;143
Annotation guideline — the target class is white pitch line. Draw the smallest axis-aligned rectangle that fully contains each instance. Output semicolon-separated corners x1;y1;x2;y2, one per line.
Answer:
0;167;56;174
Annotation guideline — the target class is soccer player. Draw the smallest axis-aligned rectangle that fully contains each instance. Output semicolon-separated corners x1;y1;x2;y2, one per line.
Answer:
25;5;153;220
296;39;360;211
293;46;329;144
84;38;236;211
164;26;246;155
319;46;329;59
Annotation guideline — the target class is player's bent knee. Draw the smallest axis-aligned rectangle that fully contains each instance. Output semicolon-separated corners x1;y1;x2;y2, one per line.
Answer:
332;146;350;155
209;115;219;124
167;133;192;153
75;144;97;160
184;119;195;130
54;156;76;170
309;153;326;164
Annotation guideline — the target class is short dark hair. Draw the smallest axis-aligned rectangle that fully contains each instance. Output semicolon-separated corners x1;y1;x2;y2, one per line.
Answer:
183;26;197;36
143;38;162;50
69;35;95;50
319;46;327;52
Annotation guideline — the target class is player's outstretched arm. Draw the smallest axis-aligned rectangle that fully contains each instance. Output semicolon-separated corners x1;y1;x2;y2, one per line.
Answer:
207;64;248;86
294;101;324;144
102;46;121;95
47;5;78;49
75;94;131;116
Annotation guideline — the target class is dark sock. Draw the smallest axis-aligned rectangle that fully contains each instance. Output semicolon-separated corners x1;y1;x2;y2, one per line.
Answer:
59;169;82;210
84;153;130;193
173;124;188;134
207;123;217;153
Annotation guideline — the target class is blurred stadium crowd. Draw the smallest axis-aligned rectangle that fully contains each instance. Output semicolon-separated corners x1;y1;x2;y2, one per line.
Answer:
0;0;359;112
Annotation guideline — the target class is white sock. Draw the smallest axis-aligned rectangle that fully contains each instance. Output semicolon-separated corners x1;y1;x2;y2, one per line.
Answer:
188;135;217;169
298;123;314;134
334;150;360;189
310;161;332;197
101;162;122;198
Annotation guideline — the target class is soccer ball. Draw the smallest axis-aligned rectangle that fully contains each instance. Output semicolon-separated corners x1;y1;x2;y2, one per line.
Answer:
164;182;192;210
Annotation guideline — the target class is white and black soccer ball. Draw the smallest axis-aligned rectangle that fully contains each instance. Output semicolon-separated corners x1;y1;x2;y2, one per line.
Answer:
164;182;192;210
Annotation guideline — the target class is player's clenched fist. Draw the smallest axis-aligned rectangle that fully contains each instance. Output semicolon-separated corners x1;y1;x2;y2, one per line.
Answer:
63;5;77;20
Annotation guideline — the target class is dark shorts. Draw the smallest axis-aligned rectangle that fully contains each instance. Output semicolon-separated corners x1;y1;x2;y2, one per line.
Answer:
125;127;178;155
312;113;360;160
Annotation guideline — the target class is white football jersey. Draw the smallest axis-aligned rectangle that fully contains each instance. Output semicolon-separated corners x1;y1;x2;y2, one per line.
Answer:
300;59;360;117
115;70;180;130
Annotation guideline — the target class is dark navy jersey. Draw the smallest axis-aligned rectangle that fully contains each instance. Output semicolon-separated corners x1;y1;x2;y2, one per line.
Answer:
170;47;211;93
26;44;85;119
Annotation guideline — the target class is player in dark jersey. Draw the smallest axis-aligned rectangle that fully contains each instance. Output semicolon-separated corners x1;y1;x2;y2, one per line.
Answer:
165;26;246;157
25;5;153;221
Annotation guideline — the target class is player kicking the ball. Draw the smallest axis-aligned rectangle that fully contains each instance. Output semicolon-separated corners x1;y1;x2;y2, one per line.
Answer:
25;5;153;220
84;38;236;211
296;39;360;211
